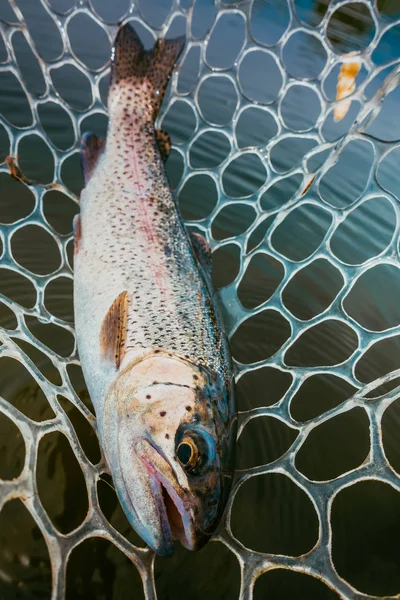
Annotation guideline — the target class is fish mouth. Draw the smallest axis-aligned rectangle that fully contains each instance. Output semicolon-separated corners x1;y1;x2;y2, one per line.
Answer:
136;439;196;553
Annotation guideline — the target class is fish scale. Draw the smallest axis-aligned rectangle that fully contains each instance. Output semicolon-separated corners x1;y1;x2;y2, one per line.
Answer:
76;105;227;393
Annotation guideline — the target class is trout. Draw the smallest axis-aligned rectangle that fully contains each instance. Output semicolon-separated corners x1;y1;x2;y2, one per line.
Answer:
73;23;236;555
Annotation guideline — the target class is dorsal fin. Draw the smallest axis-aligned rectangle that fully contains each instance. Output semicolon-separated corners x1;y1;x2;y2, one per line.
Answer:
80;132;105;184
190;232;212;289
155;129;171;162
100;291;128;369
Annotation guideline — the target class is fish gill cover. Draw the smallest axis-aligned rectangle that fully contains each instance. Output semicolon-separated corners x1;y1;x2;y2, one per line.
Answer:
0;0;400;598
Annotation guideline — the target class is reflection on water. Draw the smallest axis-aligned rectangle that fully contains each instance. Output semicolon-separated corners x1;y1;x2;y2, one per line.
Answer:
1;0;400;598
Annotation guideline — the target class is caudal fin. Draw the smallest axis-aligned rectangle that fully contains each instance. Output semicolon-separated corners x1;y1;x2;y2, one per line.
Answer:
110;23;185;119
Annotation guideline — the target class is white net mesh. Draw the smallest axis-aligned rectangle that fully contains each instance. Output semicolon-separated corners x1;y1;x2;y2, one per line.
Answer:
1;0;400;598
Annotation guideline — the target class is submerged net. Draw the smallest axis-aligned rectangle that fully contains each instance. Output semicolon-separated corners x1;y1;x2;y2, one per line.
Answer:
1;0;400;598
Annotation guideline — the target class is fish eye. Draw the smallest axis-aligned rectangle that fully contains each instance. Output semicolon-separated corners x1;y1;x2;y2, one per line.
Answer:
176;437;199;471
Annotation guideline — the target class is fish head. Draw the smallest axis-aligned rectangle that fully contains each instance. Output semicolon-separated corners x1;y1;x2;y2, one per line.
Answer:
102;351;235;555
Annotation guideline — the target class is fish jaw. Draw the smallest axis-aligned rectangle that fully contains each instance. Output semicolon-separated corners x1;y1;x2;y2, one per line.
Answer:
116;429;173;555
116;433;196;555
136;439;199;551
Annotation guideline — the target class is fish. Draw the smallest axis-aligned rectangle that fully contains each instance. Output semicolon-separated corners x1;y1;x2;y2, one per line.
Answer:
73;23;236;556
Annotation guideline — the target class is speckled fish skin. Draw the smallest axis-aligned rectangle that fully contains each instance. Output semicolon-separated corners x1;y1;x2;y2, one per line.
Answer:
73;23;236;555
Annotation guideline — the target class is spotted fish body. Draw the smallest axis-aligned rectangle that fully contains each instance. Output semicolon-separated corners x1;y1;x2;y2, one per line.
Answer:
73;24;236;555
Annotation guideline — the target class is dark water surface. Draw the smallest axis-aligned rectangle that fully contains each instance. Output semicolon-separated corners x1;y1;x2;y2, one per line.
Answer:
1;0;400;598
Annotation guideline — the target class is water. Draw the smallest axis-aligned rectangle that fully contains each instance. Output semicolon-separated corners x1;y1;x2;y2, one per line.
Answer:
1;0;400;598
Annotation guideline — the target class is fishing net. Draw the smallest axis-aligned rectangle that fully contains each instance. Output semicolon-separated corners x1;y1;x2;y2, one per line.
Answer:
1;0;400;598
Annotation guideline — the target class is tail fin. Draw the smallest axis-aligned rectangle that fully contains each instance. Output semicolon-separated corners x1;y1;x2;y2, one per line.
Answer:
110;23;185;119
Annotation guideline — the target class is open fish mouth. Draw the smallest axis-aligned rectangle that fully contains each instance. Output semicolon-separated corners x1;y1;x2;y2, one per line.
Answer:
136;439;196;553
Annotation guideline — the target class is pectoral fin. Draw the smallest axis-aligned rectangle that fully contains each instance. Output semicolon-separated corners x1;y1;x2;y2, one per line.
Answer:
80;132;105;184
100;291;128;369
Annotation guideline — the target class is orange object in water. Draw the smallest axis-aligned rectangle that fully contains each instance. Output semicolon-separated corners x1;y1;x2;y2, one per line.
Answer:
334;60;361;121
